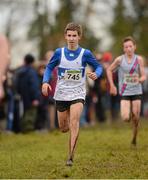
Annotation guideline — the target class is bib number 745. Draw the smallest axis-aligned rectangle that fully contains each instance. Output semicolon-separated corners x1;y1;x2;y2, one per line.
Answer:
64;70;82;82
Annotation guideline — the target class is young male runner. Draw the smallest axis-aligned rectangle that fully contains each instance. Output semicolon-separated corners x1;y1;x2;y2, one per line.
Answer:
42;22;103;166
107;36;146;146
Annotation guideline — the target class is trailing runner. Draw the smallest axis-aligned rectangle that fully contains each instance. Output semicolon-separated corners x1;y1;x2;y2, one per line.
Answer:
107;36;146;146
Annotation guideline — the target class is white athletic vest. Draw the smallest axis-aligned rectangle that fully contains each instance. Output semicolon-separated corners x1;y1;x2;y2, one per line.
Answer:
118;54;142;96
54;48;86;101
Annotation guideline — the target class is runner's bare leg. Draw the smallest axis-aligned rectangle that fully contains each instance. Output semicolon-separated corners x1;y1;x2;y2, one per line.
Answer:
69;102;83;160
57;110;70;132
131;100;141;145
120;100;131;122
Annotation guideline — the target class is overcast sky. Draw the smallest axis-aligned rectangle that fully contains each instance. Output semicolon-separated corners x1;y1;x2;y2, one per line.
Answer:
0;0;133;68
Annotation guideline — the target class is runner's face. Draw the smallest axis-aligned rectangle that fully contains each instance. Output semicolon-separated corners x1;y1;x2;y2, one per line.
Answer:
65;30;80;50
123;40;136;56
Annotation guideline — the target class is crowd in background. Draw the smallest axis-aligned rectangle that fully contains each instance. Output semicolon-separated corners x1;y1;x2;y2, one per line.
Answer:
0;51;148;134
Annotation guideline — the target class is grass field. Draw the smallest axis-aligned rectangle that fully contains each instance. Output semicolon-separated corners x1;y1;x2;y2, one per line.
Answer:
0;119;148;179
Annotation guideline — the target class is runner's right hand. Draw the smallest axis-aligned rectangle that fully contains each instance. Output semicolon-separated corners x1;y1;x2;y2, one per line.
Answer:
42;83;52;97
110;85;117;96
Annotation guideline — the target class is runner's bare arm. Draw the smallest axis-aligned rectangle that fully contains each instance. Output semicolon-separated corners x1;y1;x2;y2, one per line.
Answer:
0;35;9;80
138;56;146;83
42;83;52;97
87;72;97;80
0;35;10;99
107;56;121;87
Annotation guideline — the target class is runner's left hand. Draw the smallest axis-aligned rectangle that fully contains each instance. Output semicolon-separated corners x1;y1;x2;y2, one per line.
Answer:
87;72;97;80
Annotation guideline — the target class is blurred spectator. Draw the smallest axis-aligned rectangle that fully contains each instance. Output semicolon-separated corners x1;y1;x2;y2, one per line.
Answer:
102;52;113;70
44;50;58;130
5;69;15;132
14;54;40;133
91;52;107;123
142;58;148;117
102;52;120;122
35;62;49;131
80;66;95;126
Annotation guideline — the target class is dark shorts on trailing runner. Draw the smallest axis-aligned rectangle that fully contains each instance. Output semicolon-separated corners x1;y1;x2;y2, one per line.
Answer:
120;94;142;101
55;99;85;112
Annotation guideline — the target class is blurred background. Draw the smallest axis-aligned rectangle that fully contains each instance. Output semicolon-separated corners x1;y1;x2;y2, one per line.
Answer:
0;0;148;133
0;0;147;67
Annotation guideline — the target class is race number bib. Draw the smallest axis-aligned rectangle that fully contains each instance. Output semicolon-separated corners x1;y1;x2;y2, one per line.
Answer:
64;70;82;82
124;73;139;85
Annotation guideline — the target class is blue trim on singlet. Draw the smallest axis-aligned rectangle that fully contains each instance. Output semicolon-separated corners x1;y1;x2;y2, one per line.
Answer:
43;46;103;83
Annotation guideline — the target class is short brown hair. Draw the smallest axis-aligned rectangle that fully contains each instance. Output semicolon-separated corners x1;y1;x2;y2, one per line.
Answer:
123;36;136;45
64;22;82;37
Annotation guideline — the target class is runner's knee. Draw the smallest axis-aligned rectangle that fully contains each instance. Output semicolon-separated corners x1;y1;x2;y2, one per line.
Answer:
59;125;69;133
60;127;69;133
121;114;130;122
131;113;139;126
132;111;139;120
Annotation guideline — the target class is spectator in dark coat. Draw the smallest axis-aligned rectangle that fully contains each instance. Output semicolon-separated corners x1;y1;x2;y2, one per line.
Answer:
14;54;40;132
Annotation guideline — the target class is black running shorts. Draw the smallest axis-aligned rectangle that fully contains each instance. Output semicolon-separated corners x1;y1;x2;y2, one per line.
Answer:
55;99;85;112
120;94;142;101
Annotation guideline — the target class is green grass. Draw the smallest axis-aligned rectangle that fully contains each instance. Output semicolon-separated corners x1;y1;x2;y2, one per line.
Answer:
0;119;148;179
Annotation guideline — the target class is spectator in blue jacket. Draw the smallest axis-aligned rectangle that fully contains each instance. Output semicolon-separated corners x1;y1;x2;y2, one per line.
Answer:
14;54;40;132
